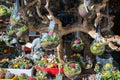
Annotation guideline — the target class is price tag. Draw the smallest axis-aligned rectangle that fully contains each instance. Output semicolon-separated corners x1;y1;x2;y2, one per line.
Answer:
48;20;55;30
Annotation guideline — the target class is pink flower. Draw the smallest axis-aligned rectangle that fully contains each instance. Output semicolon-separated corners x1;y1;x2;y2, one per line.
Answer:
29;77;34;80
48;31;54;35
18;12;21;16
75;39;80;44
43;55;48;58
70;63;76;68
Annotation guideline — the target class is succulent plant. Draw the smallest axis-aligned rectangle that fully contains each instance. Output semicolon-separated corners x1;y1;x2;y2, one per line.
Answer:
5;71;14;79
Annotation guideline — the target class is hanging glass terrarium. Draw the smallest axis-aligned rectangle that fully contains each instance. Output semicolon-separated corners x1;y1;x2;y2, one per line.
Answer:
71;37;84;52
40;31;59;49
64;61;81;80
90;24;105;55
90;39;105;55
78;0;94;18
0;5;9;16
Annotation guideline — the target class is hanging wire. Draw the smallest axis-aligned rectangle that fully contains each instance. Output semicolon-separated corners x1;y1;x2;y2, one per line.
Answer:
11;0;19;18
106;2;114;35
107;2;110;31
95;23;101;43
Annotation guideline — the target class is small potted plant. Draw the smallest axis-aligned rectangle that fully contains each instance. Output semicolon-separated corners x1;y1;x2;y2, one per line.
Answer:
40;31;59;49
90;41;105;55
64;61;81;80
71;38;84;52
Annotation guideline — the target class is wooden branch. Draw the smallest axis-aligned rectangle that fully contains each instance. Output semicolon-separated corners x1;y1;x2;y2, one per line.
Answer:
36;0;49;23
88;29;120;51
94;0;108;27
101;16;115;31
29;0;120;52
24;0;38;11
45;0;63;30
36;0;44;19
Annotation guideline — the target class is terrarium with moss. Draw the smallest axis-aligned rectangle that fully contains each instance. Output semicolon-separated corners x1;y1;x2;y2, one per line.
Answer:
0;5;9;16
40;31;59;48
71;37;84;52
90;40;105;55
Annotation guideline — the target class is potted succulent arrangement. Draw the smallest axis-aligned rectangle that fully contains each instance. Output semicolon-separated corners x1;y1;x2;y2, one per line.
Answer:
40;31;59;49
35;54;64;76
64;61;81;80
94;62;120;80
94;63;120;80
8;56;33;69
7;56;34;76
70;53;85;68
71;38;84;52
90;40;105;55
0;69;18;80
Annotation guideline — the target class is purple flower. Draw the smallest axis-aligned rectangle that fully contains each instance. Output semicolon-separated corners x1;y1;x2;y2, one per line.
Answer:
75;39;80;44
48;31;54;35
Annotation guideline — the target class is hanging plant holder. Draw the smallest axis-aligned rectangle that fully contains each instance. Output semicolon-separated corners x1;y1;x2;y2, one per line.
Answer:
40;31;59;49
78;0;94;18
0;5;9;16
64;61;81;80
90;40;105;55
71;37;84;52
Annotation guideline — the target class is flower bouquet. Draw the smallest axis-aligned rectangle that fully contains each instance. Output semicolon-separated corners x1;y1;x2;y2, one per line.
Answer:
0;5;9;16
40;31;59;49
71;38;84;52
90;40;105;55
64;62;81;79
